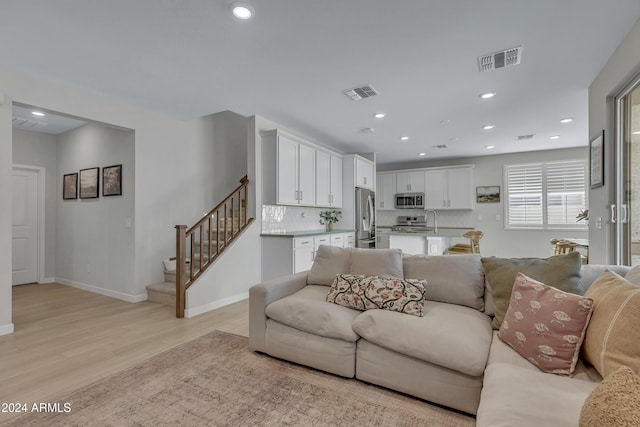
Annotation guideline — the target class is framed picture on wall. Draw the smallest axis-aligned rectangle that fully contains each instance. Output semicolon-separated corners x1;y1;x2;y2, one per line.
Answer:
476;186;500;203
102;164;122;197
79;167;99;199
63;172;78;200
590;130;604;189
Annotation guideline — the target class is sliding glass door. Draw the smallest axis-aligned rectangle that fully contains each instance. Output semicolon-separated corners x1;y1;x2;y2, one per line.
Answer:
615;78;640;266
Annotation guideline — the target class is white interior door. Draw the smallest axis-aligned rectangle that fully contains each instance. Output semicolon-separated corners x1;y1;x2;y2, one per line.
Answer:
12;168;39;285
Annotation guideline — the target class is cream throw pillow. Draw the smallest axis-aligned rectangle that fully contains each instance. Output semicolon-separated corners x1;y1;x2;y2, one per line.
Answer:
582;270;640;378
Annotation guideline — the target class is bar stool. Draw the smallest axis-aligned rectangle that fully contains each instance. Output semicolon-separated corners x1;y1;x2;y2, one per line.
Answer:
448;230;483;254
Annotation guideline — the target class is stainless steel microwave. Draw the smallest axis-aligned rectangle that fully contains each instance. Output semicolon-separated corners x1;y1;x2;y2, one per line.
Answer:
395;192;424;209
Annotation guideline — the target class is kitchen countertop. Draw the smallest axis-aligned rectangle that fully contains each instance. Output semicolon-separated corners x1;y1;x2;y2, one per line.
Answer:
261;229;356;238
387;228;473;237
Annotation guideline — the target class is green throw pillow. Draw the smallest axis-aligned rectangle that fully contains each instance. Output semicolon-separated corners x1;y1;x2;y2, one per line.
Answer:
481;252;583;329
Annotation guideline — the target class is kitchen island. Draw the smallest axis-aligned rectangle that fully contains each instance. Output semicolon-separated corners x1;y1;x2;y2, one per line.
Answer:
388;228;472;255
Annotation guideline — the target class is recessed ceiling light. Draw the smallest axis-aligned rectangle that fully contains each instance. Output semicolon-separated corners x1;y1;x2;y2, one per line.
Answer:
400;136;409;141
485;145;495;149
373;113;385;119
482;125;495;130
230;1;254;20
418;152;426;156
560;117;574;123
31;111;45;117
480;92;496;99
550;135;560;140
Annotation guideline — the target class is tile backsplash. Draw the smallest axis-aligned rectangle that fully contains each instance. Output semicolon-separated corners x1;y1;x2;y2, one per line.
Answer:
262;205;331;233
376;209;474;228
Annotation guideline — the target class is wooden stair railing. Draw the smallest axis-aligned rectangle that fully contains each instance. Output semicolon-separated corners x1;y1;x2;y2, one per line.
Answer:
174;175;253;318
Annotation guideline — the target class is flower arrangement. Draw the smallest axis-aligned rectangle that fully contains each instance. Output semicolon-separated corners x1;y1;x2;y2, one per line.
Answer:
319;210;342;230
576;209;589;223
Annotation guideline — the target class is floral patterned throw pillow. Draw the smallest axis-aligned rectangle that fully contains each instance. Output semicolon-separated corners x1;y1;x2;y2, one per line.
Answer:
498;273;594;376
326;274;428;317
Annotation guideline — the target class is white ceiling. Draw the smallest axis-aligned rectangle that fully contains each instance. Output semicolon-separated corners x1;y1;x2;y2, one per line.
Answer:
1;1;640;164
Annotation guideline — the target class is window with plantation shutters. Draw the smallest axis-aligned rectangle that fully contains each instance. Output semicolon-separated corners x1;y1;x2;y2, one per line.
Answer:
505;160;587;229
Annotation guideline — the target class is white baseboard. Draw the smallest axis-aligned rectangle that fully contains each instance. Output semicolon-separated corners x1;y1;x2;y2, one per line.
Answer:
41;277;56;284
0;323;15;336
185;291;248;318
56;278;147;303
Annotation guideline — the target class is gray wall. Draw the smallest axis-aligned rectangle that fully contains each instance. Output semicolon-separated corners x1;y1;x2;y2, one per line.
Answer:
56;123;136;298
12;129;58;280
379;147;589;258
589;17;640;264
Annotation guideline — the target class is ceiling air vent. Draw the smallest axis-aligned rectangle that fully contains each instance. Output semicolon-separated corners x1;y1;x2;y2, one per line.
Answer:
343;84;379;101
516;134;535;141
478;45;523;72
12;116;46;131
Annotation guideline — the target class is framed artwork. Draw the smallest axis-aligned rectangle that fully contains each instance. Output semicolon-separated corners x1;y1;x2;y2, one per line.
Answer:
590;130;604;189
79;167;99;199
476;186;500;203
102;164;122;196
63;172;78;200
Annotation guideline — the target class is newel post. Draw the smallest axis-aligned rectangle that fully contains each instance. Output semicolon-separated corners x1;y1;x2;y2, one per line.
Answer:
175;224;187;318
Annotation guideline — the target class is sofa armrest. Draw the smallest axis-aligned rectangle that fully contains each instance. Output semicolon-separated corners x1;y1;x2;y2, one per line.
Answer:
248;271;308;352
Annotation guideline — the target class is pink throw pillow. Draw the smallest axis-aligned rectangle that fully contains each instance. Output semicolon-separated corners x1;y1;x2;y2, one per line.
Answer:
498;273;594;375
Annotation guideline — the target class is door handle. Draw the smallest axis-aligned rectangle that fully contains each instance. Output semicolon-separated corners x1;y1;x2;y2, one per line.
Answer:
610;204;617;224
621;204;629;224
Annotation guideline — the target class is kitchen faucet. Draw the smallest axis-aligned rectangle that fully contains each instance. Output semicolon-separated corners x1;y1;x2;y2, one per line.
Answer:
424;210;438;234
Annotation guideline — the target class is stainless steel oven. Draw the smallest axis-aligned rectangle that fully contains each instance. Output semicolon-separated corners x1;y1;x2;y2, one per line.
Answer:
394;192;424;209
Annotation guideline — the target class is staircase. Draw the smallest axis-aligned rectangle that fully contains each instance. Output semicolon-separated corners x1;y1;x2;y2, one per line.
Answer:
146;176;254;317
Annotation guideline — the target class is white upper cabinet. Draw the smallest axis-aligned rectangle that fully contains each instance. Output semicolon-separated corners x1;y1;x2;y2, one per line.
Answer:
297;143;316;205
264;129;341;207
396;171;425;193
424;166;474;210
376;173;396;210
447;167;474;209
355;157;374;190
316;151;343;207
329;155;343;207
277;134;300;205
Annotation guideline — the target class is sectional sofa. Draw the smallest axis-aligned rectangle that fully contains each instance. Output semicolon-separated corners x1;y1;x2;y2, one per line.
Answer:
249;246;635;424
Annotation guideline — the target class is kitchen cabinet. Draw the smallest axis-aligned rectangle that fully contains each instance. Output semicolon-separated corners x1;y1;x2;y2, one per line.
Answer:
262;231;357;280
424;166;474;210
263;129;343;207
276;133;316;206
376;173;396;210
396;171;425;193
355;157;374;190
293;237;314;273
376;232;390;249
316;151;342;207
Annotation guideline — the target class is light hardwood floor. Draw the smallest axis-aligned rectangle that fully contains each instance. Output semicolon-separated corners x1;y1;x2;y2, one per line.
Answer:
0;283;248;421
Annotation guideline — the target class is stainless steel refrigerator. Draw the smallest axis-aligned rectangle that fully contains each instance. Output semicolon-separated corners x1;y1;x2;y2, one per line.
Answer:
355;187;376;248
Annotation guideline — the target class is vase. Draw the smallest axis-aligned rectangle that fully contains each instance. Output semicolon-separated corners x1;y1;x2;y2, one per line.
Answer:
326;223;333;232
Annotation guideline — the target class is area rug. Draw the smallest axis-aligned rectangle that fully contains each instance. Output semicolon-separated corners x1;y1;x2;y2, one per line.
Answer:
8;330;474;426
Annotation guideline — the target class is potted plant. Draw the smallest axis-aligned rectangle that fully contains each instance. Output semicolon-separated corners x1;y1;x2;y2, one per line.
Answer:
319;209;342;231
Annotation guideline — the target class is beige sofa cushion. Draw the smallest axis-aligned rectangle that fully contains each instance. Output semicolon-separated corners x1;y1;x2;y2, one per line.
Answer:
350;248;403;278
307;245;351;286
352;300;492;377
482;252;584;329
582;270;640;378
265;285;360;342
477;363;597;427
403;254;485;311
579;366;640;427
